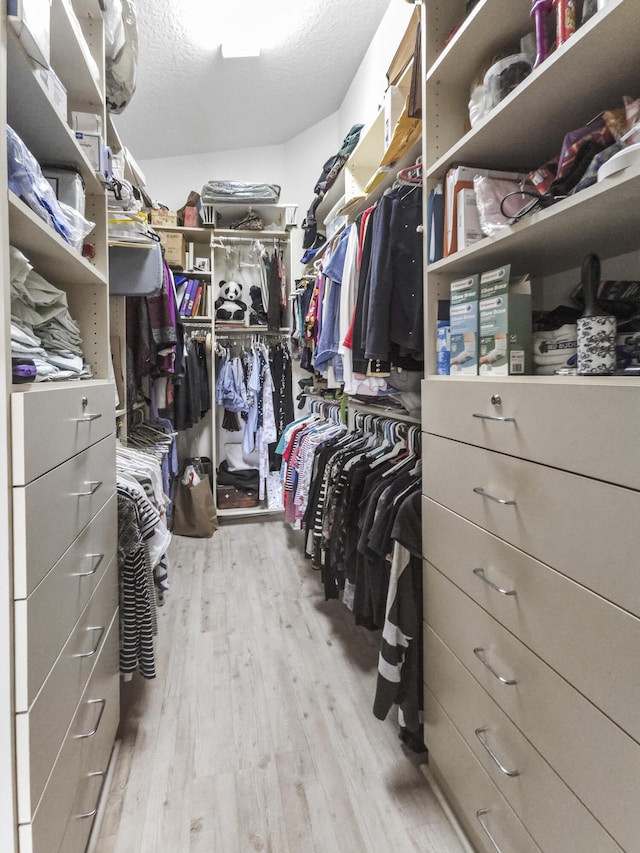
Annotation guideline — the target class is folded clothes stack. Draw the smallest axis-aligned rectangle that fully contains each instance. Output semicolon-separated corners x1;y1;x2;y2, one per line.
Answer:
9;246;90;381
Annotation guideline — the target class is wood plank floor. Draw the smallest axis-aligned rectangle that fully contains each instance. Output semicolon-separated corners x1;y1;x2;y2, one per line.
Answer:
95;520;464;853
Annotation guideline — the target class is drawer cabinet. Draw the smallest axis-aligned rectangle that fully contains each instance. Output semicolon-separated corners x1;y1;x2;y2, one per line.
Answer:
18;610;120;853
14;494;117;711
13;434;116;597
422;432;640;617
424;624;621;852
15;557;117;824
424;686;541;853
422;377;640;489
11;381;115;485
424;560;640;853
422;496;640;743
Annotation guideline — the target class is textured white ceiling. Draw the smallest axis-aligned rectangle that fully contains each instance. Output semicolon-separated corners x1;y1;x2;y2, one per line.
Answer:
114;0;393;161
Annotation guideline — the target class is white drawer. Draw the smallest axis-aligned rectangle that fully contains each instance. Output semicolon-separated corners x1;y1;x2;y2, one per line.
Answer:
424;686;541;853
15;558;118;824
424;561;640;853
422;377;640;489
422;433;640;617
14;494;117;711
13;434;115;597
425;625;622;853
11;381;115;485
18;610;119;853
422;497;640;744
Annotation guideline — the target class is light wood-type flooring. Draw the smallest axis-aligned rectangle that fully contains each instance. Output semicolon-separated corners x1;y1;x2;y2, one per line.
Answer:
95;519;464;853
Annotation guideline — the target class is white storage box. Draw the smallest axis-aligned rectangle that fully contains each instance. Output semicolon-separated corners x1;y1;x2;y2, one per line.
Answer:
42;166;85;217
36;65;67;123
7;0;51;68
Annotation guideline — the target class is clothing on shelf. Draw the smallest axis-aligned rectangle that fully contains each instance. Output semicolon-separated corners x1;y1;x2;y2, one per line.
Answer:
294;179;423;409
9;245;89;381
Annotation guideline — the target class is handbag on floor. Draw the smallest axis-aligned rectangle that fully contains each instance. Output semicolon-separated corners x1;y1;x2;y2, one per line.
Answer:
172;463;218;537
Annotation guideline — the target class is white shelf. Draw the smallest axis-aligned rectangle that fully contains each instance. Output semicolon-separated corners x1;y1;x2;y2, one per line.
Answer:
426;0;638;176
6;29;103;193
428;161;640;278
348;399;421;425
152;224;211;243
217;506;283;520
426;0;532;88
51;0;103;108
8;191;107;286
213;228;290;240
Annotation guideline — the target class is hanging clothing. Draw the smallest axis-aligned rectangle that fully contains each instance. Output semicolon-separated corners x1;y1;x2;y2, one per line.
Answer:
373;491;423;733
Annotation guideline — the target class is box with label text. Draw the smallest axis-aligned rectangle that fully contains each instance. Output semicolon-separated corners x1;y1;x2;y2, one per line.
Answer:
479;264;532;376
449;274;479;375
158;231;185;267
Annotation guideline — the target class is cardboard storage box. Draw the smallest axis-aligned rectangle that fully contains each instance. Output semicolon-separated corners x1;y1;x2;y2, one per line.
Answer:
150;209;178;227
159;231;185;267
449;274;479;375
479;264;532;376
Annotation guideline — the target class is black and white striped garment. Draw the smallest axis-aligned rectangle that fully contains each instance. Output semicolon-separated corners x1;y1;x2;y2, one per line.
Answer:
373;491;422;732
117;484;158;679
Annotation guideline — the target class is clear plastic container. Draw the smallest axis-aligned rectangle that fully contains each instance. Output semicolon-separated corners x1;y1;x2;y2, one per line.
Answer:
483;54;532;112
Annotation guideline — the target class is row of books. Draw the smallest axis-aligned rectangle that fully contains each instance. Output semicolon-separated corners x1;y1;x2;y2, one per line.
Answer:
175;275;212;318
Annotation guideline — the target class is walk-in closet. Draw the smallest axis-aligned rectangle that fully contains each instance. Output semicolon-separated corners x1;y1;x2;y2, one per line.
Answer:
2;1;639;851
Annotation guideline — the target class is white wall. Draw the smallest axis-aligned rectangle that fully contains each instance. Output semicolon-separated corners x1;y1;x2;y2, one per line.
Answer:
136;0;414;212
339;1;414;134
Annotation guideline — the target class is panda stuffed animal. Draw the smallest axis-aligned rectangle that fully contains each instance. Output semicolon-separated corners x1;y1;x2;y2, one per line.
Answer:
215;280;247;323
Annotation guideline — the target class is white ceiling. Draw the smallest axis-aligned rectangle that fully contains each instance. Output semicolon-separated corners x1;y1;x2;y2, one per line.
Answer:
114;0;393;162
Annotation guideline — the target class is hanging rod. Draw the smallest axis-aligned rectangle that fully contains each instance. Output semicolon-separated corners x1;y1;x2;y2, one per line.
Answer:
214;326;290;336
211;234;286;246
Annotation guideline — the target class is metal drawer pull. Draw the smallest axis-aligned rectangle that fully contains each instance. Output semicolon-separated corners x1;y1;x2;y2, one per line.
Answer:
473;568;516;596
476;809;506;853
75;771;106;820
473;487;516;506
71;553;104;578
474;647;517;685
76;412;102;422
73;480;103;497
475;728;520;777
75;698;106;739
472;412;516;423
73;626;105;659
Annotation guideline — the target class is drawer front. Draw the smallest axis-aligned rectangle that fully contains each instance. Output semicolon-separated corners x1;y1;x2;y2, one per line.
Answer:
422;433;640;617
424;561;640;852
424;686;542;853
61;611;120;853
14;494;117;711
18;611;119;853
422;496;640;743
13;434;116;597
11;381;115;485
422;377;640;489
15;558;118;823
425;625;622;853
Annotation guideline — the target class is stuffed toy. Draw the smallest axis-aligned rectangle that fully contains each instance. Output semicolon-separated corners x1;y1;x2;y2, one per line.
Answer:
215;280;247;322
